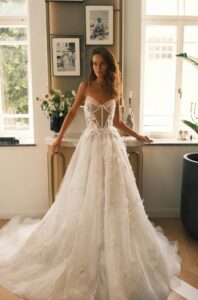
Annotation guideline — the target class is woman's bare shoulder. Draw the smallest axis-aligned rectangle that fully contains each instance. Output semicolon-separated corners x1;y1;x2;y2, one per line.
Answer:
79;81;88;92
75;81;89;102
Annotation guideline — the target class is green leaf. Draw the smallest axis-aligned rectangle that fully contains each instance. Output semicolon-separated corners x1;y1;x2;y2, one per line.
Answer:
176;53;198;68
176;53;187;58
182;120;198;134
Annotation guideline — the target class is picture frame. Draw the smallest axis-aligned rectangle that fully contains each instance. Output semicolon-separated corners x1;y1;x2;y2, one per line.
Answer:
46;1;83;2
85;5;114;45
51;37;80;76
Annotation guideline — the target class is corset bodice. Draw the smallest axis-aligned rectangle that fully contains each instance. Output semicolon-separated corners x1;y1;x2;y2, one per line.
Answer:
84;96;116;131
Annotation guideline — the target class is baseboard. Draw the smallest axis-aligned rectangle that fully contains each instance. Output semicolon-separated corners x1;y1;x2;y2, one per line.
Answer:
0;209;47;219
146;208;180;218
172;279;198;300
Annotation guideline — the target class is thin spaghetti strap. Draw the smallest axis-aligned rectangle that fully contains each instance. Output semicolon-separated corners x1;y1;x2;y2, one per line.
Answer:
86;80;90;96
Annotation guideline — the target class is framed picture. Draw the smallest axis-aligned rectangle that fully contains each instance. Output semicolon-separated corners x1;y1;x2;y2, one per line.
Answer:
85;5;114;45
51;37;80;76
46;1;83;2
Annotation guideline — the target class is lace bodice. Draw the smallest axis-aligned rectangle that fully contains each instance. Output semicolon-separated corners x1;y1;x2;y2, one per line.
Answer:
84;96;116;130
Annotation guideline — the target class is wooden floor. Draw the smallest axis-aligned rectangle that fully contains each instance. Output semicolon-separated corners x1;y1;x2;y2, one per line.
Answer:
0;218;197;300
151;218;198;289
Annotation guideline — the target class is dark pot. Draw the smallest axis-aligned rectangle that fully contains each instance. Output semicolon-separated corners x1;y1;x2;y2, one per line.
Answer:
50;115;65;133
181;152;198;239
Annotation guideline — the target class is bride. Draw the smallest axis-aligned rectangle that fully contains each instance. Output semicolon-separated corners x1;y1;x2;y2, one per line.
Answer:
0;47;181;300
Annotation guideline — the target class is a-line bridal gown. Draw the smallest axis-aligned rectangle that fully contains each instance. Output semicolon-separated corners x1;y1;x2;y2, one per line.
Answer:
0;95;181;300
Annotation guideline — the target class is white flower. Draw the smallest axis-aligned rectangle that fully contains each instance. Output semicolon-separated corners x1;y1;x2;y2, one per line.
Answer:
59;112;64;117
49;95;54;101
49;102;55;111
72;90;76;96
60;100;65;110
54;89;62;94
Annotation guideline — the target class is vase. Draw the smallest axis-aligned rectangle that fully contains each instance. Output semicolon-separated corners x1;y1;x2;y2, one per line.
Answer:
50;115;65;134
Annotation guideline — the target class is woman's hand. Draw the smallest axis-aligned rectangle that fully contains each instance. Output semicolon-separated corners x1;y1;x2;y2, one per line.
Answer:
136;134;153;144
52;134;63;154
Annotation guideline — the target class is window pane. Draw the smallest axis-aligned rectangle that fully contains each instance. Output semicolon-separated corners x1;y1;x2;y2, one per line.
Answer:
143;26;177;133
185;0;198;16
146;0;178;15
3;117;29;131
145;0;198;16
0;27;29;133
0;45;28;114
180;26;198;130
0;27;27;41
0;0;27;16
184;26;198;43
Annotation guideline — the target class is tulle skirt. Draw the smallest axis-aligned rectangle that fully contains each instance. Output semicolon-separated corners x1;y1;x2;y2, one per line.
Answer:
0;128;181;300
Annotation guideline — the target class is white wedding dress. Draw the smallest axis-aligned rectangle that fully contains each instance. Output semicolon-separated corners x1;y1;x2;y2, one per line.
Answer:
0;96;181;300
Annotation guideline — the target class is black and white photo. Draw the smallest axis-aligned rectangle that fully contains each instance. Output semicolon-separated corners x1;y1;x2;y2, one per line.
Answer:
46;0;83;2
85;5;113;45
52;37;80;76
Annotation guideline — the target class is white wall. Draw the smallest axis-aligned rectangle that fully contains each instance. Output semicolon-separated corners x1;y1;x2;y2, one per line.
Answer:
0;0;50;218
142;145;198;217
123;0;141;133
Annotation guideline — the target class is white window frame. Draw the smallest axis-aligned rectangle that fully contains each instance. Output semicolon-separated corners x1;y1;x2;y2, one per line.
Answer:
141;0;198;138
0;3;34;141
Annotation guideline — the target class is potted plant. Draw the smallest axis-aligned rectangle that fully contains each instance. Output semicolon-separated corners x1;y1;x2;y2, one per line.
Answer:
36;88;76;133
176;53;198;239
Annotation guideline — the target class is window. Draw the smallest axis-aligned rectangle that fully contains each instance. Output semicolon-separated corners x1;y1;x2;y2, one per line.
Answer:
0;0;33;142
141;0;198;137
145;0;198;16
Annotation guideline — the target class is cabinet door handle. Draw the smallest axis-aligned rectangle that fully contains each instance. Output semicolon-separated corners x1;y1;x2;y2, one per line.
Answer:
178;88;182;99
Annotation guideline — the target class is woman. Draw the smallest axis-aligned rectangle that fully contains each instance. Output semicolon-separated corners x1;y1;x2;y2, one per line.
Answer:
52;47;150;152
0;47;180;300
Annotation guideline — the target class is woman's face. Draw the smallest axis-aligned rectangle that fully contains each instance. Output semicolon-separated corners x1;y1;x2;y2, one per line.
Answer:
92;54;108;78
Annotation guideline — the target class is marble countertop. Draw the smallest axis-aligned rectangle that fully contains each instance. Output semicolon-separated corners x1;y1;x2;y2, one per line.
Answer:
46;135;198;148
46;135;144;147
1;136;197;147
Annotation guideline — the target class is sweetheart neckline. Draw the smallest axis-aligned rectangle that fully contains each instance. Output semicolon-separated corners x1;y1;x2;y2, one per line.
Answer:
85;95;115;106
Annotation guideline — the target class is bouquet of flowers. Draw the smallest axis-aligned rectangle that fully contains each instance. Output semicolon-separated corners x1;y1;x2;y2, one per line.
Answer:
36;88;76;119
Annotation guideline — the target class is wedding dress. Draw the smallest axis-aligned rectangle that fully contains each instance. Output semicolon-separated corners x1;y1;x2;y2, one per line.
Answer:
0;96;181;300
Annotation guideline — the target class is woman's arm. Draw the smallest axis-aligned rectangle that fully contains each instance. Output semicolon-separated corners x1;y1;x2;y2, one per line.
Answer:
113;100;152;143
52;82;87;153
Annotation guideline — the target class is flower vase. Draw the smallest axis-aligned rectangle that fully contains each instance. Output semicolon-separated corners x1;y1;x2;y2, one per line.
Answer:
50;115;65;134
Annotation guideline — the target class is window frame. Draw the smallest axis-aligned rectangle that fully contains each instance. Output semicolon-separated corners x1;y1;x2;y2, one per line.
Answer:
0;4;34;141
142;0;198;19
141;0;198;138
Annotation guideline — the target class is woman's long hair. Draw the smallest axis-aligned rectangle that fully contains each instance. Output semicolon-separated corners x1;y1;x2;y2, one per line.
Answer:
89;47;121;100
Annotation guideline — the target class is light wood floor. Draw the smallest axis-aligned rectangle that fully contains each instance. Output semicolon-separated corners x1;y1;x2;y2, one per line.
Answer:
151;218;198;289
0;218;197;300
